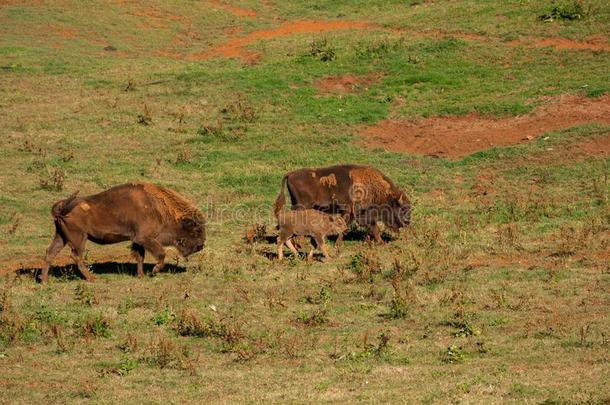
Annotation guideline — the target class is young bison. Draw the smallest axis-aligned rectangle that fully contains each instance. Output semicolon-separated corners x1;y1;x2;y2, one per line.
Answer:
277;209;348;262
40;183;206;282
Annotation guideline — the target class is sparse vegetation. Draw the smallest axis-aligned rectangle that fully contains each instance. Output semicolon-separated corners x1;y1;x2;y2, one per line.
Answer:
538;0;589;21
0;0;609;402
309;38;336;61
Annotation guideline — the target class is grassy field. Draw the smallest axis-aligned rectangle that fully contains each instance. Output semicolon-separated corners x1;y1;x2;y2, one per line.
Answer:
1;0;609;403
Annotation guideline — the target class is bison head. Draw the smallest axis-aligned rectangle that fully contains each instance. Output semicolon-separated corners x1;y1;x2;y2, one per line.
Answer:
175;215;206;257
329;214;349;234
384;192;411;230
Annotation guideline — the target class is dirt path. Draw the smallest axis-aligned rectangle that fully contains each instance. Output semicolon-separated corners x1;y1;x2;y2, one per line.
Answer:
314;73;383;94
360;95;610;159
187;20;372;63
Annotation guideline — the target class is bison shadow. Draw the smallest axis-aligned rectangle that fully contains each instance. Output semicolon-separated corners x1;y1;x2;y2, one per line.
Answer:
21;261;187;282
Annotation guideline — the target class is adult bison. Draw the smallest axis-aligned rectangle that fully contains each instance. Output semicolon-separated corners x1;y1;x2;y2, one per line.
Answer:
273;164;410;244
40;183;206;282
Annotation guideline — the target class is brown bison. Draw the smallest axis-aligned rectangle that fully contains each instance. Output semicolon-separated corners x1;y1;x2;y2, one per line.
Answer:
273;164;410;244
277;209;348;261
40;183;206;282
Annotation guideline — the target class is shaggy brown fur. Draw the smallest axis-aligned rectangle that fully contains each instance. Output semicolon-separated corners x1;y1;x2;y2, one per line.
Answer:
277;209;347;261
273;164;410;244
40;183;206;282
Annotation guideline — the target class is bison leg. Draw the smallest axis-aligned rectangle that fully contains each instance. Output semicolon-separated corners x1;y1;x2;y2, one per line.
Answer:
131;243;145;278
285;238;299;257
71;238;95;282
39;233;65;283
276;236;285;261
294;235;306;250
140;238;166;275
306;236;316;262
316;236;330;260
368;223;383;244
335;232;344;251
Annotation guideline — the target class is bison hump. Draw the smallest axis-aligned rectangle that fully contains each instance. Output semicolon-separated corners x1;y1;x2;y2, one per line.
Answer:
348;167;392;203
138;183;204;223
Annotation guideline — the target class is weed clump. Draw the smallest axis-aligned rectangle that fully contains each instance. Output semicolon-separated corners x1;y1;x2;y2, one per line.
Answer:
244;222;267;244
74;283;96;306
197;95;256;142
442;345;465;363
39;168;66;191
344;250;382;283
538;0;589;21
385;258;418;319
309;38;336;61
136;104;152;125
80;314;112;338
152;308;176;326
143;333;195;372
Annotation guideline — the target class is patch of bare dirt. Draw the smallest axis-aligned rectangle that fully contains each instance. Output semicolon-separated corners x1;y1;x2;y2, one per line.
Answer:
187;19;372;63
315;73;382;94
360;95;610;159
208;0;256;18
579;134;610;156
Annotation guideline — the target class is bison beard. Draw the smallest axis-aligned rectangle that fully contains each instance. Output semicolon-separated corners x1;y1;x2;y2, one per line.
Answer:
39;183;206;282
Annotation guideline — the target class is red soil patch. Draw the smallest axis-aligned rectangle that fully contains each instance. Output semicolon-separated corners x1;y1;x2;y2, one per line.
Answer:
360;95;610;159
187;19;372;63
579;134;610;156
315;73;382;94
56;27;77;39
208;0;256;18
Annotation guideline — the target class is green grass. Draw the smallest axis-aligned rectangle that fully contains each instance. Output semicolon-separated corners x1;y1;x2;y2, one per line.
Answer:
1;0;609;403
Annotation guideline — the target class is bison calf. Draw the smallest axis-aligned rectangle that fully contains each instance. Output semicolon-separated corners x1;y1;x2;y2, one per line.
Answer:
40;183;206;282
277;209;347;262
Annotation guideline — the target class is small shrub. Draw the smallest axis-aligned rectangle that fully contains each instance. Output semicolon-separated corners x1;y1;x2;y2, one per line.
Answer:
0;289;25;344
221;95;256;123
538;0;589;21
296;305;329;326
117;297;136;315
39;168;65;191
385;258;417;319
356;38;404;60
175;146;193;164
118;333;139;354
496;223;522;251
175;307;215;337
143;334;194;371
80;314;111;338
442;313;480;337
309;38;336;62
74;283;96;306
442;345;465;363
197;119;224;140
244;222;267;244
136;104;152;125
99;358;137;377
6;213;21;236
152;308;176;326
345;251;382;283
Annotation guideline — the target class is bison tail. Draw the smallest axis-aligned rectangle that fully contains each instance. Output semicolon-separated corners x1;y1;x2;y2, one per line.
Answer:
51;191;80;220
273;174;289;219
